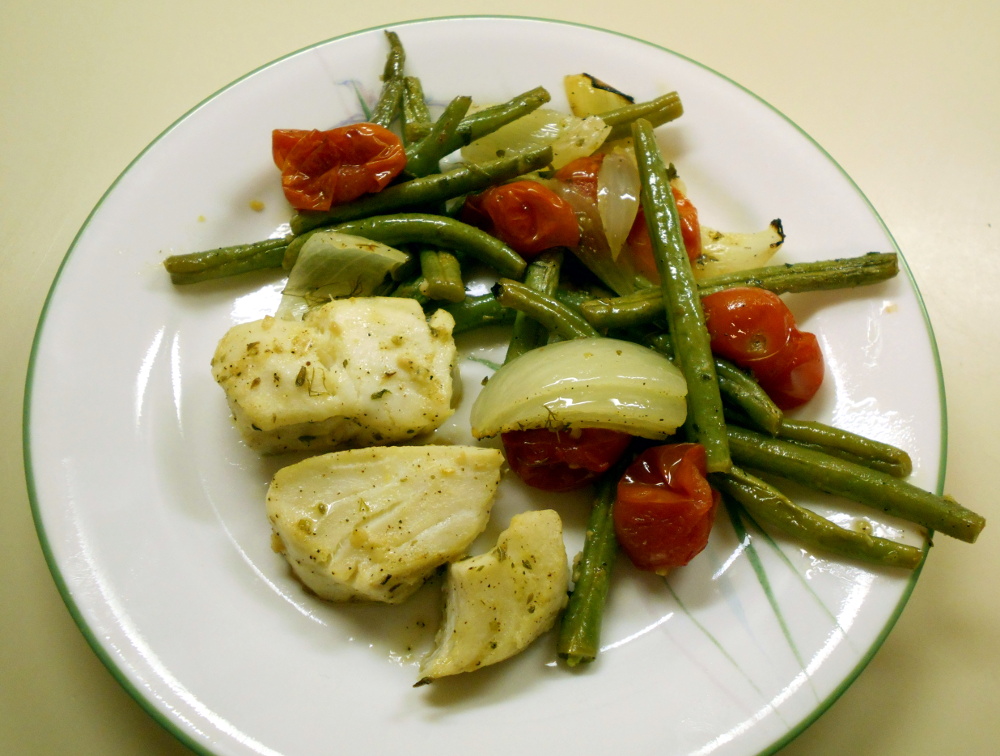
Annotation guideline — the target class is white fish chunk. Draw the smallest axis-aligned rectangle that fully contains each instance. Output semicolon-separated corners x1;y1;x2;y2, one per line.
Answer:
418;509;569;682
266;445;504;604
212;297;456;454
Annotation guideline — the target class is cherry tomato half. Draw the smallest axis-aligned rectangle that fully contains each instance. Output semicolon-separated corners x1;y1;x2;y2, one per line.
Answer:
501;427;632;492
272;123;406;211
460;180;580;257
613;443;719;573
701;287;824;410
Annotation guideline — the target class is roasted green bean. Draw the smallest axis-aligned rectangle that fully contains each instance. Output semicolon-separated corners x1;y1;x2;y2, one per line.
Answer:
417;247;465;302
323;214;526;279
492;278;600;341
401;76;432;143
557;466;623;666
369;30;406;127
504;250;564;363
457;86;551;142
713;467;925;569
602;91;684;141
163;236;290;285
403;95;472;178
776;418;912;478
291;145;553;234
632;118;730;472
647;331;783;436
443;292;515;333
580;252;900;330
727;424;985;543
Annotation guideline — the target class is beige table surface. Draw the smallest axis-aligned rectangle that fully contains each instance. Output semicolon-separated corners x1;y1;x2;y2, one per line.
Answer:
3;1;998;754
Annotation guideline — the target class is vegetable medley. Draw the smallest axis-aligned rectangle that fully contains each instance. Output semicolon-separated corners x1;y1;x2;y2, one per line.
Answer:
164;30;986;678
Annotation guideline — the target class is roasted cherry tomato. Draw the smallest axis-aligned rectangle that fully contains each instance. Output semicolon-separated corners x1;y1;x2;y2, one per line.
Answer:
613;443;719;573
554;156;701;280
625;186;702;284
753;330;825;410
501;427;632;492
460;180;580;257
701;287;824;410
271;123;406;211
553;154;603;199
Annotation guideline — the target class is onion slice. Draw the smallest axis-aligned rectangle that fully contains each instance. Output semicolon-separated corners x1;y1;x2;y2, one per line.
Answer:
277;231;409;319
470;337;687;440
597;149;641;260
460;108;610;170
693;220;786;278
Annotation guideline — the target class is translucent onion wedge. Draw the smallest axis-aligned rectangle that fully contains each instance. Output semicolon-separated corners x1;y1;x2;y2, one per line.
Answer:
596;149;641;260
692;221;786;279
470;337;687;439
546;181;639;296
276;231;409;319
460;108;610;170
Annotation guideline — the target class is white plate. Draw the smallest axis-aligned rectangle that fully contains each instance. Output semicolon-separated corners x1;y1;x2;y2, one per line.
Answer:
25;16;943;756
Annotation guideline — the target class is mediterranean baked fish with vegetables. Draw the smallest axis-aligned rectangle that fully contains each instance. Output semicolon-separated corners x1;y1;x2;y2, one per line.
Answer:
164;30;985;681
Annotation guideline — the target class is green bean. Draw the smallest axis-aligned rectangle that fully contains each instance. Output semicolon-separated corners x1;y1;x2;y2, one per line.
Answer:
162;236;290;285
290;145;554;234
714;361;783;435
601;92;684;141
505;249;563;363
390;276;430;306
580;252;901;329
401;76;432;143
777;418;912;478
647;332;783;435
696;251;900;298
456;86;551;143
417;247;465;302
442;292;515;334
726;424;986;543
381;30;406;79
579;288;662;330
556;286;607;311
492;278;600;341
713;467;925;570
322;214;526;279
557;466;623;666
407;84;551;161
632;118;730;472
723;407;913;477
369;31;406;128
403;95;472;178
370;77;404;129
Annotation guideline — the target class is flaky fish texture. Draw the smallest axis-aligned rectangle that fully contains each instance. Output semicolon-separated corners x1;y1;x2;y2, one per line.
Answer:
418;509;569;682
212;297;456;454
267;445;504;603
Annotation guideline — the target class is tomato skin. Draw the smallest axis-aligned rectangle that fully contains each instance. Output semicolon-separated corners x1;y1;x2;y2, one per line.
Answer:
701;287;824;410
701;287;795;364
553;155;603;200
460;180;580;257
753;330;825;410
554;156;700;282
625;207;659;283
501;427;632;492
613;443;719;573
626;186;702;285
272;123;406;211
673;186;702;262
